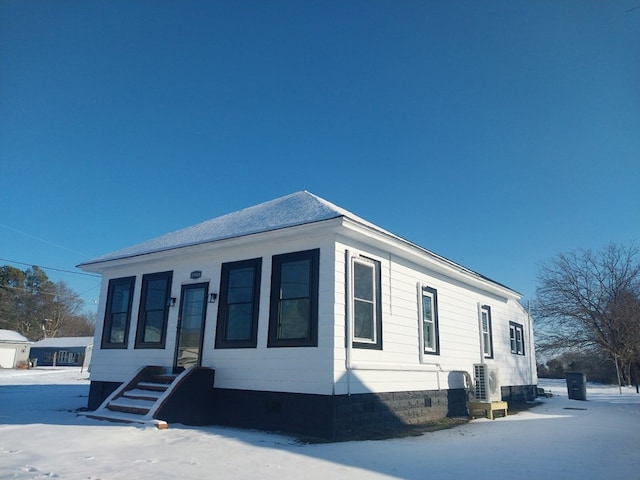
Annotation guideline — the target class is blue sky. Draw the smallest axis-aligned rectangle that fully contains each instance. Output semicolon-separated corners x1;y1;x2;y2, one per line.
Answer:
1;0;639;314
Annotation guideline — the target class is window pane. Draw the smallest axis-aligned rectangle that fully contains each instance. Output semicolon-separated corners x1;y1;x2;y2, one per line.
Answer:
280;260;310;299
109;312;128;343
225;304;252;341
424;323;433;348
423;294;434;350
483;332;491;354
143;310;163;343
278;298;310;339
112;284;132;314
422;295;433;322
354;299;374;340
145;278;168;310
354;263;374;301
516;328;523;353
227;267;255;303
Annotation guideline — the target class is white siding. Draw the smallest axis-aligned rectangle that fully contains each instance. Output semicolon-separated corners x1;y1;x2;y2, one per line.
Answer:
89;217;536;398
333;233;536;395
90;225;337;395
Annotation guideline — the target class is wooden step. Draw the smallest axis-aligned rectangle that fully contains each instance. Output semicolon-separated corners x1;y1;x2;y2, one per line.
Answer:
107;403;150;416
122;389;164;401
137;381;170;392
84;411;147;424
110;397;156;409
152;374;179;384
83;411;168;429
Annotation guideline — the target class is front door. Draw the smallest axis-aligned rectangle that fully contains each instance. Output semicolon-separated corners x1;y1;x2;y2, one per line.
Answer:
175;283;208;369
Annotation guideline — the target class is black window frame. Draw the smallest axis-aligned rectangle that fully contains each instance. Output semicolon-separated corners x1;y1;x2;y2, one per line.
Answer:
509;321;525;355
215;258;262;349
134;271;173;349
352;256;383;350
101;276;136;349
267;249;319;348
421;285;440;355
480;305;494;359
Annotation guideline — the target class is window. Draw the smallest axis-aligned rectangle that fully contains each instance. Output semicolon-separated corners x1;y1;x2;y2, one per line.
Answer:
135;271;173;348
101;276;135;349
480;305;493;358
215;258;262;349
352;256;382;349
420;286;439;355
57;351;77;363
268;249;319;347
510;322;525;355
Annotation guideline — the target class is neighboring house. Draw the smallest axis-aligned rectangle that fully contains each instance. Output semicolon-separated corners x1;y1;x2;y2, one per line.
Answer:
29;337;93;369
0;329;31;369
78;191;537;439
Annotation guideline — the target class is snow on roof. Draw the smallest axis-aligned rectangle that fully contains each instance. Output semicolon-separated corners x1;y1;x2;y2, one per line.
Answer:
31;337;94;348
0;329;30;343
76;191;517;295
79;191;375;266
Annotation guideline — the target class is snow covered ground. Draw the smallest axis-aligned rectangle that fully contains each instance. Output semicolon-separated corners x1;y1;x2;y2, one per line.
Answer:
1;368;638;479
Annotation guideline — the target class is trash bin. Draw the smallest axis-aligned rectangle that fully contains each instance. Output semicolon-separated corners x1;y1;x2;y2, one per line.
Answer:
565;372;587;400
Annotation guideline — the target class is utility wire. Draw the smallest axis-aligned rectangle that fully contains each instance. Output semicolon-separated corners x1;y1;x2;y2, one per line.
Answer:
0;258;101;278
0;223;92;258
0;283;91;301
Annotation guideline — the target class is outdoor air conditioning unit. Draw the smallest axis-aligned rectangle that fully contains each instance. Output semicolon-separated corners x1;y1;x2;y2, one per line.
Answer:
473;363;501;402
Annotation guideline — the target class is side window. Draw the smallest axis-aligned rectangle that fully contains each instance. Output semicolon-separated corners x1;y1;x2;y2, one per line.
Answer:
510;322;525;355
480;305;493;358
268;249;319;347
135;271;173;348
102;276;135;349
352;256;382;350
215;258;262;349
420;286;439;355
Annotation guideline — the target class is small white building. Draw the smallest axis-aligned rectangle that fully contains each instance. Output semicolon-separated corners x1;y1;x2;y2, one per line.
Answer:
0;329;31;369
78;191;537;439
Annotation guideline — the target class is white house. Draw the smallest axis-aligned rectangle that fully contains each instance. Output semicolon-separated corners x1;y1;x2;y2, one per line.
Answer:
78;191;537;439
0;329;31;369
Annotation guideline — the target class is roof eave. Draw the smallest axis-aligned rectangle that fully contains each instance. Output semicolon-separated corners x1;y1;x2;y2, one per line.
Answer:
77;216;345;272
339;217;521;299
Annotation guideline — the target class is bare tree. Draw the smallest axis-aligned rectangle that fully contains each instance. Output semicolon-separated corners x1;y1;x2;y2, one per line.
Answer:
0;265;95;340
533;243;640;386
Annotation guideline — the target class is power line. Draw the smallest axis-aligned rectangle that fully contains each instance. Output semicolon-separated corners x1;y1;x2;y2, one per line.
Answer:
0;258;101;278
1;283;87;301
0;223;92;258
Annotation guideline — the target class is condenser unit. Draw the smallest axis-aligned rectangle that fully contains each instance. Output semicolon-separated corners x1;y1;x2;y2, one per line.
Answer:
473;363;501;402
